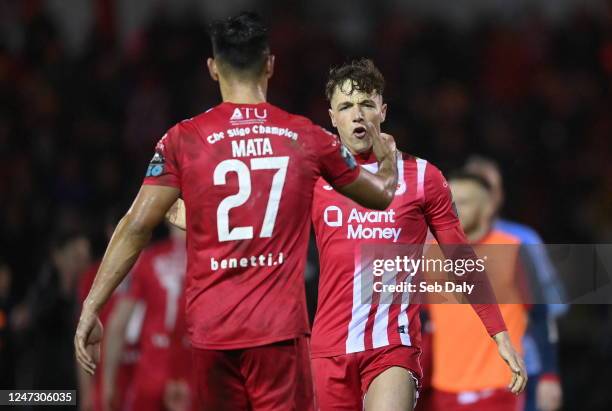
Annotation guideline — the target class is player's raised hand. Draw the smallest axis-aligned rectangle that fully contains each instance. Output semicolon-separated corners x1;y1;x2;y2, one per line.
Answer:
366;120;396;164
74;310;103;375
493;331;527;394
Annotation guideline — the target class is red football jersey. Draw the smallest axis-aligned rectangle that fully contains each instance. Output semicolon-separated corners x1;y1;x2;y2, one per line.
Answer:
143;102;360;349
126;237;192;411
310;152;459;358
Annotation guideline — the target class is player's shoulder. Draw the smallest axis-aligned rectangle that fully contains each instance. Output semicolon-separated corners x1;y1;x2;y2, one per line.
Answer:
399;153;444;177
160;116;204;146
494;219;543;244
397;152;422;166
167;103;238;139
397;152;433;166
271;106;337;139
269;106;313;127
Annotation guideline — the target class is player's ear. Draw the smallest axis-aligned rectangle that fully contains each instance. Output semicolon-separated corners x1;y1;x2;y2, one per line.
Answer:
207;58;219;82
380;102;387;123
328;108;337;128
265;54;275;80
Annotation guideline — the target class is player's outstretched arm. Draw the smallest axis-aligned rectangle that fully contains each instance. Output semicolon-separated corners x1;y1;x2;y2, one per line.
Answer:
336;123;398;210
75;185;180;375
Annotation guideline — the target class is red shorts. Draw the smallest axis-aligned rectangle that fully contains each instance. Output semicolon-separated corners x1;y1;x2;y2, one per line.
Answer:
312;345;422;411
191;337;315;411
430;388;524;411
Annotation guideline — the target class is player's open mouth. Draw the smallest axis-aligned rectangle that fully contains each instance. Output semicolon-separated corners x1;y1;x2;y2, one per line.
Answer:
353;126;367;139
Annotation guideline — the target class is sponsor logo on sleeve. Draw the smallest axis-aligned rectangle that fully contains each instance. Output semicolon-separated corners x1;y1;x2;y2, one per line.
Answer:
145;151;165;177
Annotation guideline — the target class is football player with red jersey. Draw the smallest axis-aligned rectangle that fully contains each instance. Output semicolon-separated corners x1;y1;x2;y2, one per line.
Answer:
75;12;399;411
308;59;526;410
103;225;192;411
76;212;139;411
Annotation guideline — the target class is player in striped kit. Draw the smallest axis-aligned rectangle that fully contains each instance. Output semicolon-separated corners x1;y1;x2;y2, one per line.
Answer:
309;59;526;410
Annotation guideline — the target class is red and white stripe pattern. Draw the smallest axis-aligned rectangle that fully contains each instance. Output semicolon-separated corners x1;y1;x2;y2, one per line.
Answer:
344;157;427;354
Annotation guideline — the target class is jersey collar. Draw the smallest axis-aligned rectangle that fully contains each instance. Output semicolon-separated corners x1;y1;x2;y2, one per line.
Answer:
354;149;377;165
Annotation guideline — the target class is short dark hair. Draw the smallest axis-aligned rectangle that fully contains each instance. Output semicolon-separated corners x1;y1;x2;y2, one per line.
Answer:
448;170;492;193
325;59;385;102
209;12;269;76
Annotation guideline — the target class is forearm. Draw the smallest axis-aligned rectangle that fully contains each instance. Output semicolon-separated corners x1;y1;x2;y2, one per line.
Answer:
83;215;151;313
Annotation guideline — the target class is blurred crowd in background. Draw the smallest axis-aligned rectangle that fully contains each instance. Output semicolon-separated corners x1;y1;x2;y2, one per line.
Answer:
0;0;611;410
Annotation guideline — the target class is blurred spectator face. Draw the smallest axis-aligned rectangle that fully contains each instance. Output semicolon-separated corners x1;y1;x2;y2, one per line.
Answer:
52;236;91;283
449;179;494;234
328;82;387;154
464;160;504;213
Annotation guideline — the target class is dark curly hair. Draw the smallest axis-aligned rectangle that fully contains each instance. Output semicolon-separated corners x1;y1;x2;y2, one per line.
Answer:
325;59;385;101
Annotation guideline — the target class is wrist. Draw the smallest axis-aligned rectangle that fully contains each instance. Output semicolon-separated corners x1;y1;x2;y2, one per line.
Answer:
492;330;510;345
83;298;102;315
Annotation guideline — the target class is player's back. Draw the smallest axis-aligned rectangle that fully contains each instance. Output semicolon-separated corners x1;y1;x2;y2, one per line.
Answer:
144;102;359;350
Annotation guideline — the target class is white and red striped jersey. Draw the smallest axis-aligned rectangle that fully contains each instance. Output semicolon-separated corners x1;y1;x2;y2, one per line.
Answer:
310;151;460;358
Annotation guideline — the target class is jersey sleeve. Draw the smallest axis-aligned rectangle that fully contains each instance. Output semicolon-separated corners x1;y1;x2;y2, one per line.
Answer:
423;164;461;231
313;127;360;188
143;123;182;188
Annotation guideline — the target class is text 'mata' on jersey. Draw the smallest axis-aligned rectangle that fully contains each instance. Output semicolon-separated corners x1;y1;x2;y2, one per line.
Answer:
143;102;360;350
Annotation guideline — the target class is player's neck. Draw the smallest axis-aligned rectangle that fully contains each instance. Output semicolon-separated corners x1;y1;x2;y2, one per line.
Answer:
219;80;267;104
